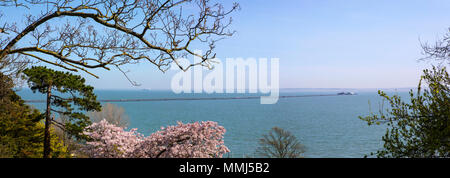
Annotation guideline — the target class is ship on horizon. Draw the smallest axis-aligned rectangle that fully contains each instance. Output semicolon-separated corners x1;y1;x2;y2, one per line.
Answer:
337;91;356;95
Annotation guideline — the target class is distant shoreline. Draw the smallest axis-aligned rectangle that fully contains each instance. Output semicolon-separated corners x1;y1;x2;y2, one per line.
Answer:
24;94;343;103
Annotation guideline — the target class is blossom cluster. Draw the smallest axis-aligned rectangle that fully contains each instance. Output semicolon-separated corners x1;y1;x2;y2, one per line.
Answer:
82;119;229;158
82;120;143;158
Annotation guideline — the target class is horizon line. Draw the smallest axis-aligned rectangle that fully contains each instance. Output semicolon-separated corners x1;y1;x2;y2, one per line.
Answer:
16;87;417;91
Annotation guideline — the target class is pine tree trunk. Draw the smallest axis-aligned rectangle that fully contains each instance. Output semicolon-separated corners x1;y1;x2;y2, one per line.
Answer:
43;85;52;158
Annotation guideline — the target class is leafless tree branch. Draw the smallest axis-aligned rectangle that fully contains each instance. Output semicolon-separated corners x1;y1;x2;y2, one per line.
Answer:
420;28;450;65
0;0;239;85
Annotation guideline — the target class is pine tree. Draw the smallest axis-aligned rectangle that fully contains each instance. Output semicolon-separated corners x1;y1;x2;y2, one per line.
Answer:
23;66;101;158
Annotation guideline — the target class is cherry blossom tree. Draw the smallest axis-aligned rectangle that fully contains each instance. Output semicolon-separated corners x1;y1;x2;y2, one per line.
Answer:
133;121;229;158
81;119;229;158
82;120;143;158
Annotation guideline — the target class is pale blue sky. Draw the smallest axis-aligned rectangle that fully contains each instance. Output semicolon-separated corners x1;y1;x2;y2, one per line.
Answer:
5;0;450;90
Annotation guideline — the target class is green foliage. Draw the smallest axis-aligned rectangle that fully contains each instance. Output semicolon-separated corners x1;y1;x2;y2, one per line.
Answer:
255;127;305;158
360;66;450;158
0;73;69;158
0;125;70;158
22;66;101;139
32;122;70;158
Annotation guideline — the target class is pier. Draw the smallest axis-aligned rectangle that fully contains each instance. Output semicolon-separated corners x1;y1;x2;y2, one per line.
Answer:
24;94;342;103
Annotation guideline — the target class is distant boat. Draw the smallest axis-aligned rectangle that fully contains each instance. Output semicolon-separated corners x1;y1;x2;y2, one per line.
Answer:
337;92;356;95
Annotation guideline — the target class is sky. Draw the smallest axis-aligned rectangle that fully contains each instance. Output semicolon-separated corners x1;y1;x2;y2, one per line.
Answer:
5;0;450;90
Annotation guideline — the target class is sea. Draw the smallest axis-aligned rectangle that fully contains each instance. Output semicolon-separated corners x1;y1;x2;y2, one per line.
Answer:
16;88;412;158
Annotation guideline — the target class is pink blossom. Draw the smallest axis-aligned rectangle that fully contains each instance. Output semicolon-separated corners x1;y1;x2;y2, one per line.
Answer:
81;119;229;158
82;119;143;158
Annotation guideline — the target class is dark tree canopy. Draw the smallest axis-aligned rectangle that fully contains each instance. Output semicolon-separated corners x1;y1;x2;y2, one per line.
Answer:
0;0;239;84
0;72;68;158
1;72;42;157
360;66;450;158
23;66;101;139
255;127;305;158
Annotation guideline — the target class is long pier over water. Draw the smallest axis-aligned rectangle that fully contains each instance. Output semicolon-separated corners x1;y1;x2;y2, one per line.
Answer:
24;94;342;103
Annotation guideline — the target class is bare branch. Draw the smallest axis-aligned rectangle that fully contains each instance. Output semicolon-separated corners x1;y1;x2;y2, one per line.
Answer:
420;28;450;65
0;0;239;84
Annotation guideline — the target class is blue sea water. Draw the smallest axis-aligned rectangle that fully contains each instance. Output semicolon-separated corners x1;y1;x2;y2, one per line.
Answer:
17;88;412;158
